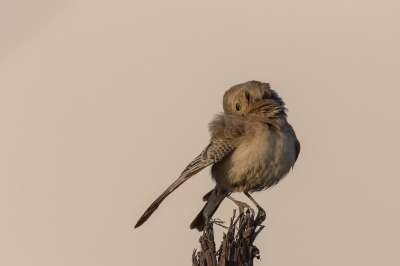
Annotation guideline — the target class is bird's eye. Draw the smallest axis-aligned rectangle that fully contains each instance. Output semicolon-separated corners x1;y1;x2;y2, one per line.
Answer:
235;103;241;112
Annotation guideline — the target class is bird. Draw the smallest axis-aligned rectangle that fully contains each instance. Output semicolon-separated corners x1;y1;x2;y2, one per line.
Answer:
135;81;300;231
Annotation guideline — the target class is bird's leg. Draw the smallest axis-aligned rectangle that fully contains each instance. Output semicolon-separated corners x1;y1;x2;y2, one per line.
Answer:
244;192;266;224
225;193;253;215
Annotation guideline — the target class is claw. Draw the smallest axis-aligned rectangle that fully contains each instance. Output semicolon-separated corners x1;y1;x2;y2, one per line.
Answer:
255;208;266;224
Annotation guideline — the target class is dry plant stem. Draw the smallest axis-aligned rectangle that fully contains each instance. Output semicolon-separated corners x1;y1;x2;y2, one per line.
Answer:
192;205;266;266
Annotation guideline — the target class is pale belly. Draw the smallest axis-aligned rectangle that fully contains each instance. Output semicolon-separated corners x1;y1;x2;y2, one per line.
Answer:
211;124;296;193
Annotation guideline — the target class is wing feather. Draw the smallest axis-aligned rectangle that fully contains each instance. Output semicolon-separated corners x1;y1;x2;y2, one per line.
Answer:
134;114;245;228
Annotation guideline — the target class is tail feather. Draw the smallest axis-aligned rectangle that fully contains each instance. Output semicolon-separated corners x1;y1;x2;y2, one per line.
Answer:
202;189;213;202
190;187;225;231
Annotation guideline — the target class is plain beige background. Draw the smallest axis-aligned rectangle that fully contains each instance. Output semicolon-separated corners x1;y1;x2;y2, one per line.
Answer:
1;1;399;265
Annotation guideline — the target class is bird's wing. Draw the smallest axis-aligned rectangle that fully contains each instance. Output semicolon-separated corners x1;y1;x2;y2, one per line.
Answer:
134;114;245;228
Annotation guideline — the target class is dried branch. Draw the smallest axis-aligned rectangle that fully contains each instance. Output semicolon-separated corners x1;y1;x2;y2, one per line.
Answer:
192;206;266;266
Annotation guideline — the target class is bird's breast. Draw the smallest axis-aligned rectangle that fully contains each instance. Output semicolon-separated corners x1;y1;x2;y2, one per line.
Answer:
212;122;296;192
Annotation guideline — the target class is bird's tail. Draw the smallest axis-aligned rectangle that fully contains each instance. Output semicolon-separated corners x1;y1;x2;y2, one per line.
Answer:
190;186;226;231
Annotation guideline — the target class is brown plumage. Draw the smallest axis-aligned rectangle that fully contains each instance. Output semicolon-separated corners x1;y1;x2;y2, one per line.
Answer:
135;81;300;231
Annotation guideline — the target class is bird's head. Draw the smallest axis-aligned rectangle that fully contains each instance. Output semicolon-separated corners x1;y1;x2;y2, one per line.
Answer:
223;81;287;118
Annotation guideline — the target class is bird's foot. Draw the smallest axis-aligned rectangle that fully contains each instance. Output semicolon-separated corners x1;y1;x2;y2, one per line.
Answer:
236;201;252;214
255;207;266;224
